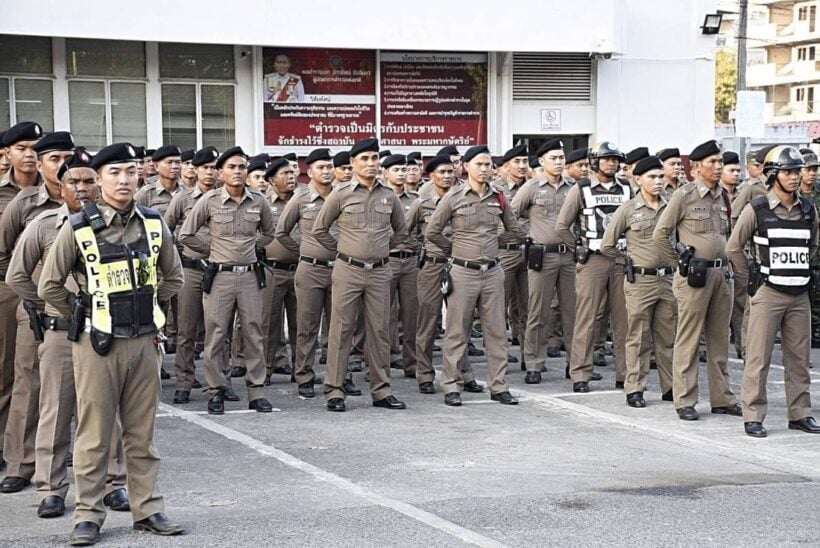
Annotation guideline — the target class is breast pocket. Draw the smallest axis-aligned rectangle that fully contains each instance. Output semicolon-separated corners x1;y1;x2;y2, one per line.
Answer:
240;211;261;236
684;210;712;234
340;202;366;229
374;203;393;224
716;205;730;236
629;219;654;239
484;205;502;225
453;206;478;230
212;213;234;237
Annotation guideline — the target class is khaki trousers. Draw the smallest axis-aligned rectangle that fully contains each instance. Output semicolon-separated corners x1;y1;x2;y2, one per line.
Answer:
3;302;40;478
671;270;736;409
0;282;19;457
173;267;205;390
502;254;528;348
72;333;164;526
742;285;813;422
569;254;628;383
35;329;126;501
440;264;509;395
203;271;266;401
414;261;474;385
523;251;576;368
546;294;563;348
261;267;297;373
324;261;392;401
293;262;333;386
731;274;748;356
622;275;675;395
389;257;418;374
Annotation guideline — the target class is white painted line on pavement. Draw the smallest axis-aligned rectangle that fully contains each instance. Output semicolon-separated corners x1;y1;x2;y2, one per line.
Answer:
158;402;507;548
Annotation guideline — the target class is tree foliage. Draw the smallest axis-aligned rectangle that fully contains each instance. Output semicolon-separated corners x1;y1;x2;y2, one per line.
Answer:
715;49;738;123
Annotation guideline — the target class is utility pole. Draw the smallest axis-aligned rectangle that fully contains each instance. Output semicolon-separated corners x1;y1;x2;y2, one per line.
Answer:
737;0;749;177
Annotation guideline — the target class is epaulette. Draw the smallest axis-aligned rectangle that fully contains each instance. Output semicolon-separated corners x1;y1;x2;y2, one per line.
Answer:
679;182;696;195
32;208;59;222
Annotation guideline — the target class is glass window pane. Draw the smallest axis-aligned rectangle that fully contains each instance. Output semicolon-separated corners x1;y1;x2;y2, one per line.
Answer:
0;35;52;74
111;82;146;145
0;79;10;127
15;79;53;131
159;43;235;80
66;39;145;78
202;85;235;151
69;81;107;150
161;84;196;150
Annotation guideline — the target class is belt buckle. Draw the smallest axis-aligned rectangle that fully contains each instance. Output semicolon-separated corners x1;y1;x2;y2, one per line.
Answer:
557;243;567;253
363;262;373;271
327;261;334;267
714;259;723;268
480;263;488;272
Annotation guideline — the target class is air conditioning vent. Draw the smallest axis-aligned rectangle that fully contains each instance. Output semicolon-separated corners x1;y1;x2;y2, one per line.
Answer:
513;52;592;101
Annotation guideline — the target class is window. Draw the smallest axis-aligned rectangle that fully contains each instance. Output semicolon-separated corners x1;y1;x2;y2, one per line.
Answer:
0;35;54;129
799;6;808;21
65;39;145;78
159;43;234;80
797;88;805;102
810;86;816;113
69;81;146;149
161;83;235;150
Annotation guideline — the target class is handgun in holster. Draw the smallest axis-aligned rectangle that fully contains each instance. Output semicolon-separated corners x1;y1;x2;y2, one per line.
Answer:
439;262;453;298
253;262;267;289
574;239;591;264
624;256;636;283
748;260;763;297
417;246;426;269
66;292;85;343
23;299;44;343
675;241;694;277
201;263;218;294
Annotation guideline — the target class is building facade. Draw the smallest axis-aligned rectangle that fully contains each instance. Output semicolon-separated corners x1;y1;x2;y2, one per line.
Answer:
0;0;717;156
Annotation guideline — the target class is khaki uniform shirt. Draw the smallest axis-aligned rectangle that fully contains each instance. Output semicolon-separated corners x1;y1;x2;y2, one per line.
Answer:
510;176;572;246
727;190;819;279
0;168;42;217
653;179;732;265
38;201;184;318
134;179;183;217
264;191;298;263
164;185;210;261
407;193;451;258
601;192;673;268
312;178;408;262
0;184;61;277
178;187;276;265
426;182;522;261
392;188;421;252
731;179;767;223
275;182;336;262
7;204;81;316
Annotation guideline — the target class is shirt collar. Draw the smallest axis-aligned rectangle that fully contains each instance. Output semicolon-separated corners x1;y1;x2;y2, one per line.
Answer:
694;179;720;199
220;186;251;204
155;178;179;195
633;191;667;209
538;176;570;189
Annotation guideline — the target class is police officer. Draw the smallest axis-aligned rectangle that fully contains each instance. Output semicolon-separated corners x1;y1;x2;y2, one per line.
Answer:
564;147;589;183
178;146;277;415
623;147;649;192
142;148;158;181
511;139;576;384
657;148;684;195
164;146;221;404
727;145;820;437
0;130;72;493
180;149;196;189
731;145;777;223
653;140;740;421
7;150;128;518
405;151;423;192
720;151;746;360
601;156;675;407
556;142;631;393
798;148;820;347
0;122;43;472
382;153;420;376
406;155;482;394
312;138;409;412
333;151;353;185
426;145;524;406
38;142;185;545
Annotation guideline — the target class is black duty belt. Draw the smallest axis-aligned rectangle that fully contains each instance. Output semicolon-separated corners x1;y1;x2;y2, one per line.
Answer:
424;255;449;265
215;263;255;273
691;257;727;268
501;243;525;252
634;266;676;277
299;255;335;268
336;253;389;270
43;316;71;331
266;260;298;272
389;250;418;259
541;243;569;254
451;257;499;271
181;256;207;270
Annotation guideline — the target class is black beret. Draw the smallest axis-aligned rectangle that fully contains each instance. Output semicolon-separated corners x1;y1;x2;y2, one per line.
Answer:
350;138;379;158
407;151;422;164
57;147;94;180
501;144;528;165
437;145;460;157
378;149;392;159
90;142;138;170
265;157;290;178
33;131;75;155
722;151;740;165
624;147;650;165
152;145;182;162
425;155;453;173
381;154;407;169
306;147;332;165
333;151;351;167
689;140;721;162
133;146;146;159
632;156;664;176
247;157;267;174
753;144;777;164
180;149;195;162
215;146;247;169
528;156;540;169
566;147;589;164
0;131;6;148
656;148;681;162
4;121;42;146
192;146;219;167
463;145;491;163
282;152;297;162
144;148;156;157
535;139;563;157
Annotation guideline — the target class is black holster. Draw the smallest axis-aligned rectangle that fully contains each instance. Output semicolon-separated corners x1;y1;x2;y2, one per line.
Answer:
748;263;763;297
90;327;113;356
687;258;708;288
66;293;85;342
201;263;218;294
254;262;267;289
23;300;44;343
527;244;544;271
417;247;426;269
575;245;591;265
439;264;453;298
624;258;636;284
